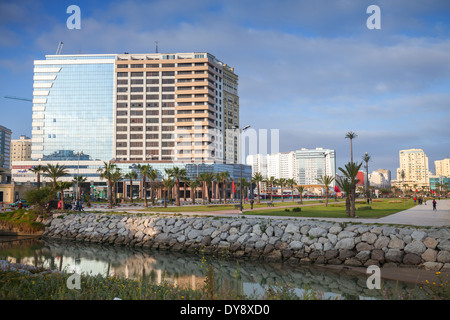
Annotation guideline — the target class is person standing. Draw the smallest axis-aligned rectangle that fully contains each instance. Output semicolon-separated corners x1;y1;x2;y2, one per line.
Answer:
432;199;437;211
250;199;254;210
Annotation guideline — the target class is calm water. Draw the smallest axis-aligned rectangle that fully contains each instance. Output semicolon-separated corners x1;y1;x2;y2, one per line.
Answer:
0;236;426;300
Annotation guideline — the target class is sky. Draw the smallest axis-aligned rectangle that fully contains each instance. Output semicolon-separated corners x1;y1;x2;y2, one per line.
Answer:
1;0;449;178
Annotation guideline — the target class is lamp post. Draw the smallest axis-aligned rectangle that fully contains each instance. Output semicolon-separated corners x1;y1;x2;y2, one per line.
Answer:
76;151;83;200
233;125;250;213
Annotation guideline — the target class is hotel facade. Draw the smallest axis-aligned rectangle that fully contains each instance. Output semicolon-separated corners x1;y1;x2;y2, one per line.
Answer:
12;52;251;188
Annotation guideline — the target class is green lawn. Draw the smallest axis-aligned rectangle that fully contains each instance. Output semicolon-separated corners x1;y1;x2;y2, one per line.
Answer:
243;199;417;219
140;200;331;213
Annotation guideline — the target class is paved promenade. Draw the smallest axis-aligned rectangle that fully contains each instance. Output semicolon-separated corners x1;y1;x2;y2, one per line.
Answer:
85;199;450;228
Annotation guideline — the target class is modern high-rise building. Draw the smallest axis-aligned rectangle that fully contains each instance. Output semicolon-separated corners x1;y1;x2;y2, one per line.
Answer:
0;125;12;169
295;148;336;187
11;135;32;166
369;169;391;188
246;148;336;187
395;148;430;188
13;52;250;187
435;158;450;177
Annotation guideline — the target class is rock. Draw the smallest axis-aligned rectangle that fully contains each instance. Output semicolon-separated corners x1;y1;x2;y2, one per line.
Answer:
337;231;356;240
285;223;299;234
403;253;421;265
437;251;450;263
437;239;450;251
411;230;427;241
361;232;378;244
288;241;304;250
422;262;443;271
308;227;327;238
371;249;385;263
335;238;355;250
423;237;438;249
404;240;426;255
385;249;404;263
327;233;338;245
374;236;390;249
388;237;404;250
421;249;437;262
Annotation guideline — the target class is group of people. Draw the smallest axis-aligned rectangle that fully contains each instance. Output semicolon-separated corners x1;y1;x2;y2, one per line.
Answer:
414;197;427;205
56;199;84;211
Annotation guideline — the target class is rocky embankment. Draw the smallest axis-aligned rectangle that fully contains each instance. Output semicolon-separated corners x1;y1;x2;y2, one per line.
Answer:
43;213;450;271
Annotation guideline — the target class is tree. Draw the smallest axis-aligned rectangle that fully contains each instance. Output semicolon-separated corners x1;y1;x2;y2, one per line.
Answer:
218;171;230;204
167;166;188;206
265;176;277;202
286;178;296;201
297;185;305;204
147;168;158;205
252;172;264;204
124;171;138;203
277;178;287;202
198;172;215;204
338;162;362;217
345;131;358;163
29;165;46;189
56;181;73;210
25;187;56;215
97;161;117;209
72;175;87;201
316;175;335;206
138;164;153;207
43;164;69;188
111;169;122;205
162;177;174;208
336;177;352;217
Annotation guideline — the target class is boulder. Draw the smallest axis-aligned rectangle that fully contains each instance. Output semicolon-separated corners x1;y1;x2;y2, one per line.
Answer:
335;238;355;250
404;240;426;255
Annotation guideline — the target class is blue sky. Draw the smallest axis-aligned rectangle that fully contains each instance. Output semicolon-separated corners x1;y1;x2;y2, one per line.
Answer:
1;0;449;177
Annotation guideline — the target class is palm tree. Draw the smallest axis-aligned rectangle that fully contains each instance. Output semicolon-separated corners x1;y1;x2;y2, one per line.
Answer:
297;185;305;204
336;177;352;217
218;171;231;204
138;164;153;207
147;168;158;205
286;178;296;201
265;176;277;202
167;166;188;206
72;175;87;201
345;131;358;163
43;164;69;188
111;169;122;205
162;177;174;208
56;181;72;210
29;165;46;189
187;178;201;204
277;178;287;202
97;161;117;209
252;172;264;204
316;175;335;206
124;170;138;203
338;162;362;217
199;172;215;204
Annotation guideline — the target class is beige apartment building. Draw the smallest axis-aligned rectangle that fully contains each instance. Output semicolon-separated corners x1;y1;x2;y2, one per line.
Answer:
395;148;430;188
10;135;32;167
435;158;450;177
114;52;239;164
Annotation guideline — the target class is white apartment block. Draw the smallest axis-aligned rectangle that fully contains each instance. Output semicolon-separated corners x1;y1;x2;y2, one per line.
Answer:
396;148;430;188
369;169;391;189
435;158;450;177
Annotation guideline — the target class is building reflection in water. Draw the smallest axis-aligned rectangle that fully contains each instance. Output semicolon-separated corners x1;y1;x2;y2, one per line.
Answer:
0;238;425;299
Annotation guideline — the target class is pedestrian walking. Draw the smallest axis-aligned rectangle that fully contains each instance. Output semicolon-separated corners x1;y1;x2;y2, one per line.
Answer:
432;199;437;211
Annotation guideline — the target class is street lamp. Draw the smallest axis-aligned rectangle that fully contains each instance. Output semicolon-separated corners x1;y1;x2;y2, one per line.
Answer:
233;125;251;213
76;151;83;201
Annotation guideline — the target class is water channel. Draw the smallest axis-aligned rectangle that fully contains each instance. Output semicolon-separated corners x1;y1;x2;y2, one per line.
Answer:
0;236;427;300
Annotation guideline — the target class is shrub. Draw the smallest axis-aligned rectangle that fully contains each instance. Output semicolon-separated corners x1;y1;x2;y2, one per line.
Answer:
357;206;372;210
292;207;302;212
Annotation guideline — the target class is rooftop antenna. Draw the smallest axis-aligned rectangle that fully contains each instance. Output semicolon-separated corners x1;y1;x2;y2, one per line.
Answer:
56;41;64;55
155;41;159;53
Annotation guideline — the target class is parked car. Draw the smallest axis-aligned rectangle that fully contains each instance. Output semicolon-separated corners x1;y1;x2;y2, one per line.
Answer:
156;199;170;205
10;200;29;208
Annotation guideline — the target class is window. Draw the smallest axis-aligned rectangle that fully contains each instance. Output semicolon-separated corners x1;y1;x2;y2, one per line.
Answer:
131;72;143;77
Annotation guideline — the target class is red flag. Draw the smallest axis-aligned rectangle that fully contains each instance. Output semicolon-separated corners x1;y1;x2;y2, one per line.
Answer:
232;181;236;193
334;185;340;193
